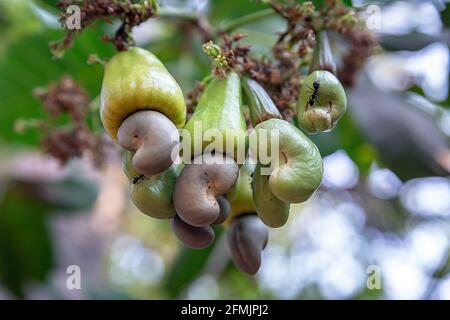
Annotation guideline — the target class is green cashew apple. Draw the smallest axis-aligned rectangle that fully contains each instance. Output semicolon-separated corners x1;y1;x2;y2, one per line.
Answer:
297;70;347;133
183;72;247;162
251;118;323;203
309;31;336;75
225;159;256;225
252;163;290;228
122;150;140;180
242;77;282;125
174;73;246;226
123;152;177;219
130;169;177;219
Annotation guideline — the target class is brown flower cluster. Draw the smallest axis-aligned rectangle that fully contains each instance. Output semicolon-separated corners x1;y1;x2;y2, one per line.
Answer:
33;76;114;166
51;0;158;55
338;30;378;87
33;75;89;122
186;81;205;116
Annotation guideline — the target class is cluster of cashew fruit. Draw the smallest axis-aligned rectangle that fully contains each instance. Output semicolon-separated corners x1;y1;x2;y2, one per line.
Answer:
100;47;347;275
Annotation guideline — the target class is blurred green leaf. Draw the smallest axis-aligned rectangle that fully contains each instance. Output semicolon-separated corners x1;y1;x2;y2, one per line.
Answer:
441;5;450;27
209;0;267;21
0;168;98;297
0;181;53;298
310;0;353;7
0;1;115;146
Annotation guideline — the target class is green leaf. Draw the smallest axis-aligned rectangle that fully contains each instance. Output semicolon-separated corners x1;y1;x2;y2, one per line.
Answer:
342;0;353;6
209;0;267;21
440;4;450;27
0;167;98;298
310;0;353;7
0;181;53;298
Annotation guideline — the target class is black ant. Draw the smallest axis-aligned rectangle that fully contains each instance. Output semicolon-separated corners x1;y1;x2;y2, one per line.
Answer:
305;80;333;112
132;174;145;185
307;80;321;109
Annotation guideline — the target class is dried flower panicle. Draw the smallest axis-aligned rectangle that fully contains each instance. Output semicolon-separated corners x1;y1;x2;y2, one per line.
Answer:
41;125;94;164
33;75;89;122
31;75;115;167
51;0;159;56
338;30;378;87
186;81;206;116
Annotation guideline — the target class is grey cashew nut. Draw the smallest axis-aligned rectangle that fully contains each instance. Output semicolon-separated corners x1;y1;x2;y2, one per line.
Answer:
173;154;239;227
227;214;268;275
118;110;179;176
214;196;231;225
171;215;214;249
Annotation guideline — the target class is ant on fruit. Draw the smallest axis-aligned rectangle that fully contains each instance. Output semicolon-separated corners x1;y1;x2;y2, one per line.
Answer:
132;174;145;184
304;80;333;113
307;80;320;108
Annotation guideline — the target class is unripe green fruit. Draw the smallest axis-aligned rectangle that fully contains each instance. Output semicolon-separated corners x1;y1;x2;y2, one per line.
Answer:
184;72;247;161
122;150;140;180
242;77;282;125
252;118;323;203
252;163;290;228
297;70;347;133
225;159;256;224
130;167;177;219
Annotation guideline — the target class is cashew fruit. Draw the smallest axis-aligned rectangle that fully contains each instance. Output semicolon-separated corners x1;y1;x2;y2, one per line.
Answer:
173;153;239;227
227;214;268;275
123;150;178;219
251;118;323;203
297;70;347;133
252;163;290;228
183;72;247;161
171;215;215;249
100;47;186;141
118;110;179;176
309;31;336;75
130;168;177;219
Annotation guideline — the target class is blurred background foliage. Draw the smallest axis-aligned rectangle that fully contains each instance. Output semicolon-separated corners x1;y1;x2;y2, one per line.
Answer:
0;0;449;300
